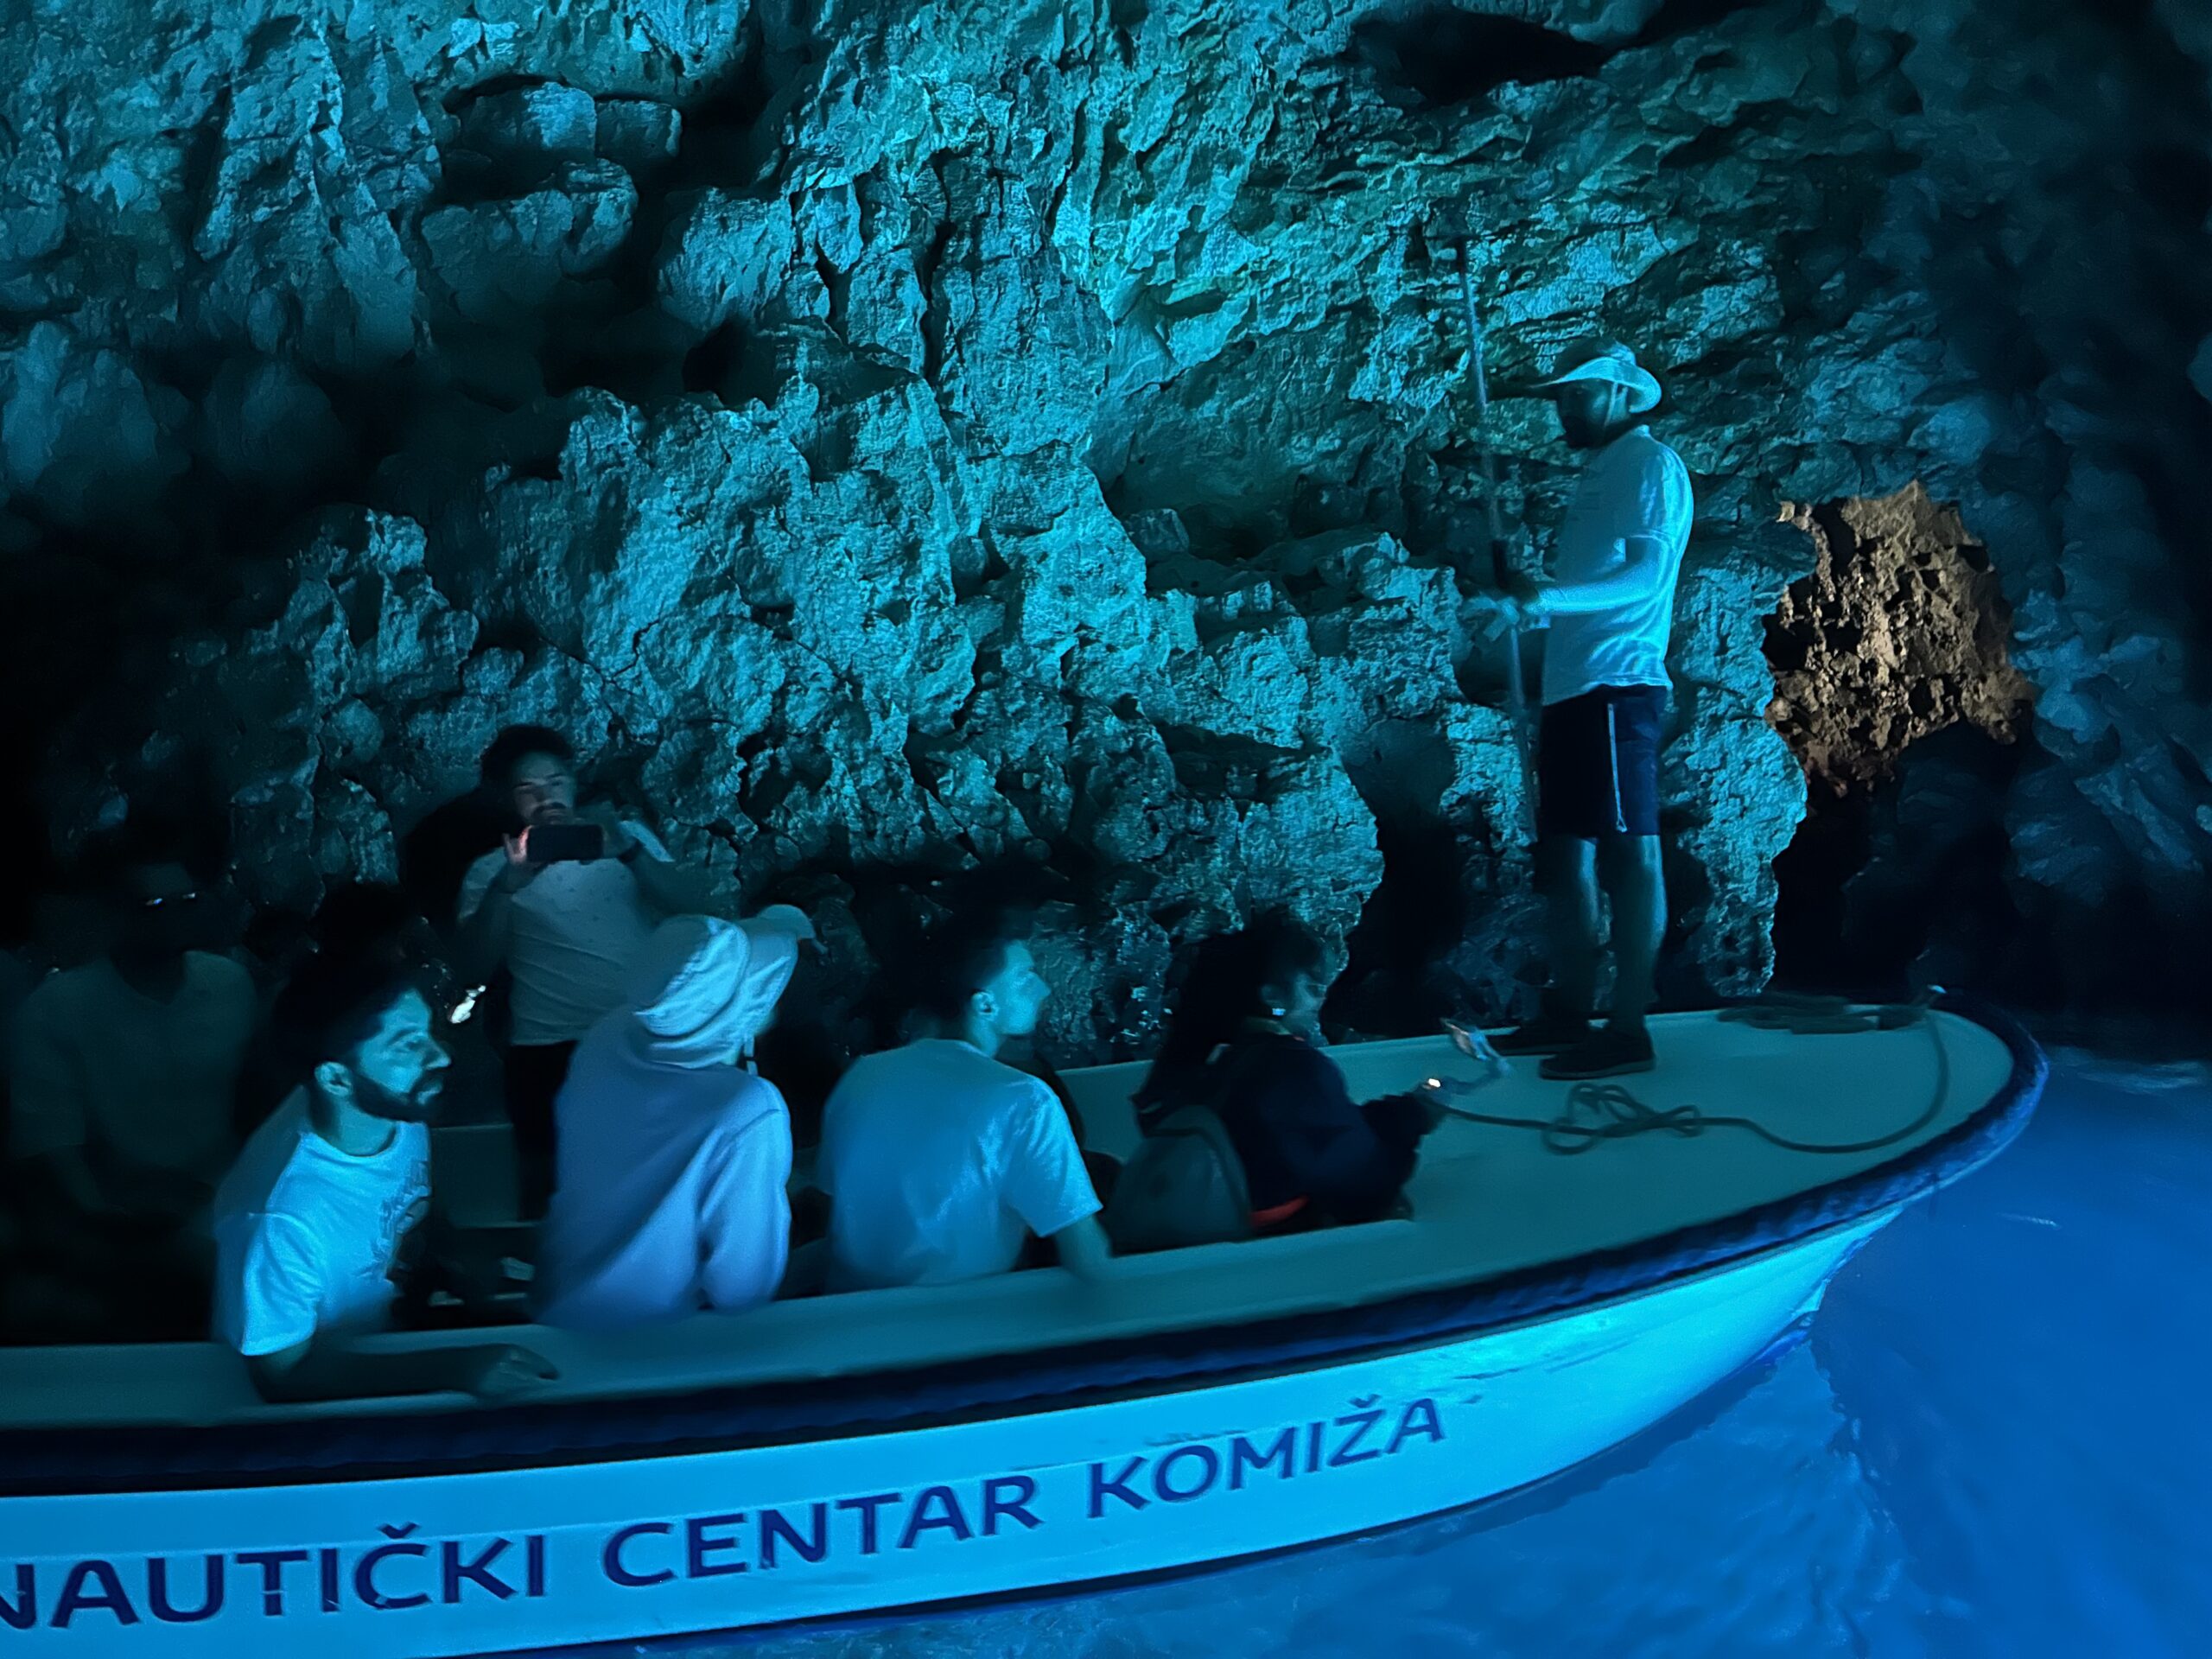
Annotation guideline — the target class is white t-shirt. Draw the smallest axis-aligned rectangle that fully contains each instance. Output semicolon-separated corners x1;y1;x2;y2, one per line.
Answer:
818;1039;1100;1291
458;822;670;1046
1541;426;1695;706
7;953;257;1214
537;1014;793;1328
210;1093;430;1357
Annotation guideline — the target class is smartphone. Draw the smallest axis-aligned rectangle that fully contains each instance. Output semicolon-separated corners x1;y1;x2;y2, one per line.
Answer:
525;823;605;865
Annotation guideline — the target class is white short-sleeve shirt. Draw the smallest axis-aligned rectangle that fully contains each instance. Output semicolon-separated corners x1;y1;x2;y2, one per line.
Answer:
817;1039;1100;1290
457;821;670;1046
211;1093;430;1357
1541;426;1695;706
6;952;257;1214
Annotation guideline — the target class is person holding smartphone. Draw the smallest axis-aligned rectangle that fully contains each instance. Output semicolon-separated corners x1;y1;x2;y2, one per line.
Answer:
456;726;709;1217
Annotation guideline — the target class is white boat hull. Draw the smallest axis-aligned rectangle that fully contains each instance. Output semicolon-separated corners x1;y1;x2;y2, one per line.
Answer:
0;1213;1886;1655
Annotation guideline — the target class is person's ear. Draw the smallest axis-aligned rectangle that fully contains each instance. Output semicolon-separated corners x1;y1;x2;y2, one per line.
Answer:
971;989;997;1023
312;1059;353;1103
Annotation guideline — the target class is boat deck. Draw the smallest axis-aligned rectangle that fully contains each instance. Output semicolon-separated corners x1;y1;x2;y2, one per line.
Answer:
0;1007;2016;1430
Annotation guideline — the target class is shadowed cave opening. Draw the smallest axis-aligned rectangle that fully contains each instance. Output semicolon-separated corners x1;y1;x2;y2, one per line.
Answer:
1767;725;2024;1002
1348;0;1773;114
1347;9;1614;111
1329;718;1498;1036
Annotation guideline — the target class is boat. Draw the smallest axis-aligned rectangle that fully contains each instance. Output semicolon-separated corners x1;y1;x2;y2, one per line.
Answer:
0;995;2043;1656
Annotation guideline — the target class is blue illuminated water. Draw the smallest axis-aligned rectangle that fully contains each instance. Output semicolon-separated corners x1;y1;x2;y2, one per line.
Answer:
677;1053;2209;1658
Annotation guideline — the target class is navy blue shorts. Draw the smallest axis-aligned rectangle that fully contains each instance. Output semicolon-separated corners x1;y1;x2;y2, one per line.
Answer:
1536;685;1668;839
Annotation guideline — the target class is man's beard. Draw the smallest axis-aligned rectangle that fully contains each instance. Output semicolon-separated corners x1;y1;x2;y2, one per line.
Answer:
353;1070;446;1124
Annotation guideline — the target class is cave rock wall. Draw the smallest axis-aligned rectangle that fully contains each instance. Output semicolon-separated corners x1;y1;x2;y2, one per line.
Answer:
1770;484;2034;795
8;0;2212;1048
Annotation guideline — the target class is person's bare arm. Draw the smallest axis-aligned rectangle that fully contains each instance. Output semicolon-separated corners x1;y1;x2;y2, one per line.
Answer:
246;1337;557;1405
12;1149;156;1293
622;849;712;918
579;809;708;925
25;1146;111;1224
9;1007;111;1224
455;835;536;981
580;808;710;918
1049;1213;1116;1281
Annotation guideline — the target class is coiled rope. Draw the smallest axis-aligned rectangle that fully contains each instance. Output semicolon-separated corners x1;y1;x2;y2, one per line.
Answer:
1437;994;1954;1158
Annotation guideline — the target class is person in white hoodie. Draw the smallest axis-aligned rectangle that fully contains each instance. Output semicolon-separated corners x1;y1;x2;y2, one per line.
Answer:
535;908;812;1328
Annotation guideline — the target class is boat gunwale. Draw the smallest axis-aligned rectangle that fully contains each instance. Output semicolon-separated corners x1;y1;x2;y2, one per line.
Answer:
0;995;2046;1499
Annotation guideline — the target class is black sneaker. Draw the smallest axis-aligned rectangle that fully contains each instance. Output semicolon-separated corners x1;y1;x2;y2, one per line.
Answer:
1492;1009;1595;1057
1541;1023;1656;1080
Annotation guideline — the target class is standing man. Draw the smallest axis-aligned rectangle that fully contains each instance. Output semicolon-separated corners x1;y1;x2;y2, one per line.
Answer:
8;833;257;1338
456;725;710;1217
1471;339;1694;1079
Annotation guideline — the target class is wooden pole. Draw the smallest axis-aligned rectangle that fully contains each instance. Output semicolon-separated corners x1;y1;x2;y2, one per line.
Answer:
1455;235;1536;836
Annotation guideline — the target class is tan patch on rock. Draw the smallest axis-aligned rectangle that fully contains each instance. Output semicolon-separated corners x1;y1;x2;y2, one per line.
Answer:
1768;483;2035;795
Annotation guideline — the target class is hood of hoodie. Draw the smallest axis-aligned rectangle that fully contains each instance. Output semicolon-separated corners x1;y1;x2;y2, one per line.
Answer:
626;914;802;1069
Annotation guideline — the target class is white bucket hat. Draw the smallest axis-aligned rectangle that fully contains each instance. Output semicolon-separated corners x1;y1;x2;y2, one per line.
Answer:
1531;338;1662;415
626;907;814;1069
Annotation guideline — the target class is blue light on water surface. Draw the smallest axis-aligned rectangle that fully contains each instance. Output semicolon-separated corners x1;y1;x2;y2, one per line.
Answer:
645;1053;2210;1658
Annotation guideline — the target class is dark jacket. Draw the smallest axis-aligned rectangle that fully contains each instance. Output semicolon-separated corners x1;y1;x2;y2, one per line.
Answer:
1208;1029;1429;1226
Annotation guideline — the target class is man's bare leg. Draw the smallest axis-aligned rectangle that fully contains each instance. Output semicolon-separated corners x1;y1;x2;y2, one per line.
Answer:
1599;832;1666;1028
1498;837;1603;1053
1541;835;1601;1017
1541;834;1663;1078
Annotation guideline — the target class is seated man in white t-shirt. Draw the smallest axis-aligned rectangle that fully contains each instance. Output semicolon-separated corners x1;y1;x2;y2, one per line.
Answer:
537;908;813;1328
7;837;257;1340
818;914;1113;1290
455;725;710;1218
213;947;556;1403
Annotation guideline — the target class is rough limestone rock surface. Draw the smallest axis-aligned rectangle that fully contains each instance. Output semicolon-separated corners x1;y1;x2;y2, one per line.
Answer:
6;0;2212;1046
1770;486;2034;796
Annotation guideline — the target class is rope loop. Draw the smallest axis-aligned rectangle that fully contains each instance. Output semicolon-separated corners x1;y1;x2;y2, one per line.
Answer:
1439;997;1951;1160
